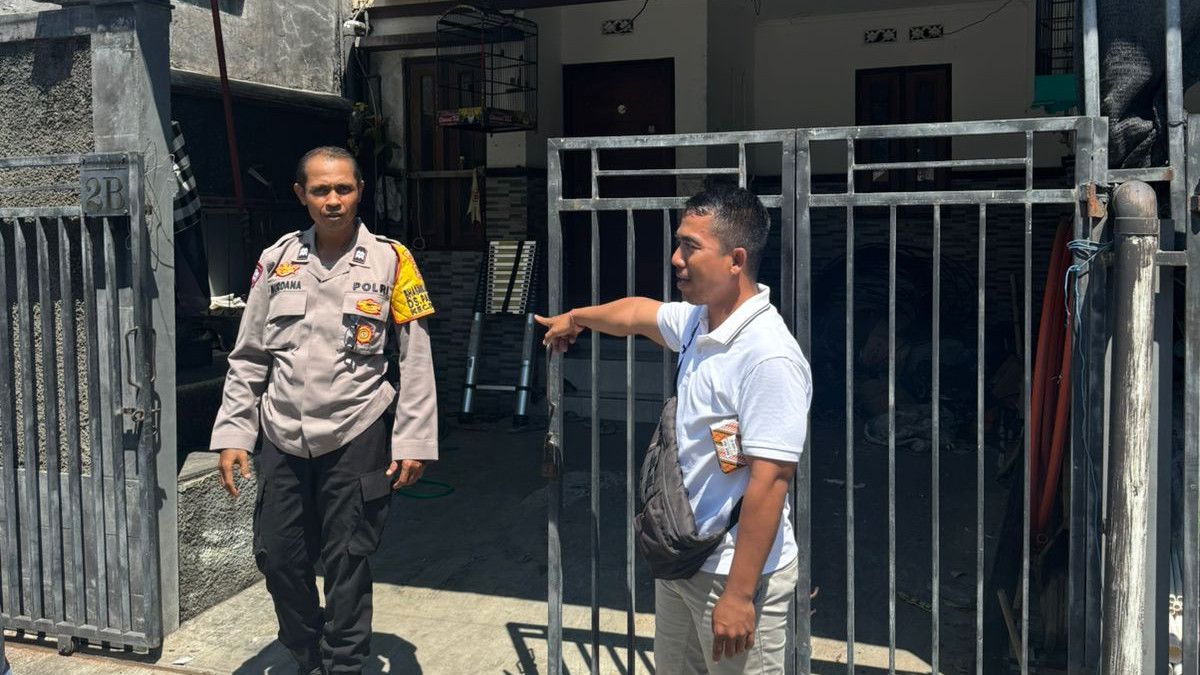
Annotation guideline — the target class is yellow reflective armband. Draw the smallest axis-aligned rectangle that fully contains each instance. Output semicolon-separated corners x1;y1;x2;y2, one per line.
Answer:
388;242;435;325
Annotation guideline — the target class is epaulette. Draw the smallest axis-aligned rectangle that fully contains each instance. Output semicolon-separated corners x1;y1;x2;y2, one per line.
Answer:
263;230;302;255
251;232;302;289
374;234;405;249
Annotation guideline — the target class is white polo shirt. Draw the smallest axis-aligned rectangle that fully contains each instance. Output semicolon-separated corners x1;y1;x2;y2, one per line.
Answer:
656;284;812;575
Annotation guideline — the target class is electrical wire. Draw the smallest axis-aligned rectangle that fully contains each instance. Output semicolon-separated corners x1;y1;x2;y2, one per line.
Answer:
943;0;1015;36
1063;232;1111;560
630;0;650;25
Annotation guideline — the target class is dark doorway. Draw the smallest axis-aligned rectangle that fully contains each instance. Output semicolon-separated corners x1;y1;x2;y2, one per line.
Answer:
855;64;952;191
562;58;675;307
404;56;487;250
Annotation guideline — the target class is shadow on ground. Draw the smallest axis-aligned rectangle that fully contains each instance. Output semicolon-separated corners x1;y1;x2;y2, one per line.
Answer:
231;631;420;674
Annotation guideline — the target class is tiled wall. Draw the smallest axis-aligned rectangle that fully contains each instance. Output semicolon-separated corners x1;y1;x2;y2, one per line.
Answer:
417;172;548;418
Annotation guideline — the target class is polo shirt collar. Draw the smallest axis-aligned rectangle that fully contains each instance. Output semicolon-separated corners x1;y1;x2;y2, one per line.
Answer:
700;284;772;346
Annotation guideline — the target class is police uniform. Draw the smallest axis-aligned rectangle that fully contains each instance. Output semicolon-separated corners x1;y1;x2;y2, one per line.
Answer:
210;221;437;674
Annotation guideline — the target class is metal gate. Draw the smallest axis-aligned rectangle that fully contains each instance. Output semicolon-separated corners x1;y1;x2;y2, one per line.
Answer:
545;110;1198;672
0;153;163;652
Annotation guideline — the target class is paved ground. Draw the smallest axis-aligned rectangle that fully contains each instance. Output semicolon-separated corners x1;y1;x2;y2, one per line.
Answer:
4;416;951;674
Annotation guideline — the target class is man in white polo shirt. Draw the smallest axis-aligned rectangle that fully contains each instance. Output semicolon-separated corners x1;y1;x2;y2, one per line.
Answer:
536;187;811;674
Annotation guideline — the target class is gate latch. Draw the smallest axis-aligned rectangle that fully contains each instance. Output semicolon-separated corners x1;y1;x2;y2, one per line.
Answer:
1085;183;1108;219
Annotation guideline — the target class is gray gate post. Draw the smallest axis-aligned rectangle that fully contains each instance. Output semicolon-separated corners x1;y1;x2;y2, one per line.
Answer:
90;0;179;635
1102;180;1160;672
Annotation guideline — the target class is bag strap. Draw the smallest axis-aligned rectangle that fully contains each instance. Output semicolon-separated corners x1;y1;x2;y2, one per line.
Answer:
674;317;702;383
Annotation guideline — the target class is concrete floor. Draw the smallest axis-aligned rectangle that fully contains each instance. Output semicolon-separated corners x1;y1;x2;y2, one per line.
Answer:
4;415;964;674
7;419;660;674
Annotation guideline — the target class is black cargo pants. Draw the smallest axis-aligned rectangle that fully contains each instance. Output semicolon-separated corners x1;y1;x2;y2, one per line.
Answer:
254;416;393;674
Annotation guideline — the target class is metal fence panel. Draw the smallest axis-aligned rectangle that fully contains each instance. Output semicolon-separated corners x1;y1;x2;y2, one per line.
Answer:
545;109;1197;674
546;130;799;674
0;153;162;652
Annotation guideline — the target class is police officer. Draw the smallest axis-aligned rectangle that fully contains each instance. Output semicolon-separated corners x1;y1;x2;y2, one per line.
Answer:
211;146;438;675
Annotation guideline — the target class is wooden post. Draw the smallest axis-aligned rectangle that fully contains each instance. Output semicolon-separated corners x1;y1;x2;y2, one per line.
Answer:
1102;180;1160;672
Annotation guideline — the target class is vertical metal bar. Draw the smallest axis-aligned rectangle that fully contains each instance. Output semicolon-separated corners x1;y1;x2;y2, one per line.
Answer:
846;138;855;195
737;143;747;189
35;217;64;625
1183;112;1200;675
976;203;987;675
844;186;857;675
1080;0;1100;117
786;132;811;675
546;144;564;675
849;132;861;675
102;216;132;631
1165;0;1186;232
590;149;600;201
13;218;43;621
57;216;86;626
80;216;108;628
1022;180;1033;675
624;209;636;675
931;204;941;675
662;209;672;399
589;209;600;675
128;154;162;644
0;220;22;617
1071;115;1106;674
888;205;897;674
792;128;811;667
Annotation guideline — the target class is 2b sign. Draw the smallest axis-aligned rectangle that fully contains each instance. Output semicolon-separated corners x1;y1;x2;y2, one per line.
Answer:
81;156;131;216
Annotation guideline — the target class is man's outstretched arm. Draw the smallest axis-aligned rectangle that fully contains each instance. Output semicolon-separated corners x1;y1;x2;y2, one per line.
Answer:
535;297;666;353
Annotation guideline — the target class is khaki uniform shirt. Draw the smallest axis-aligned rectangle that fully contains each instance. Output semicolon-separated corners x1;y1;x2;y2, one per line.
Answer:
210;222;439;461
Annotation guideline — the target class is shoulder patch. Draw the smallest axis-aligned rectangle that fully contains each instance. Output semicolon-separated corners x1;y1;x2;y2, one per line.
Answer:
387;242;435;325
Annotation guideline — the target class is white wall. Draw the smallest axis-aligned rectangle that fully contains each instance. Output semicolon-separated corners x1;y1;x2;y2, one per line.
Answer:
753;1;1058;173
521;0;709;167
707;0;757;134
523;6;563;168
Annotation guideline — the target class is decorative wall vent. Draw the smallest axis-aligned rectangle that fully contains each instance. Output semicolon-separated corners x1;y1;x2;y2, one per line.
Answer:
909;24;945;40
864;28;898;44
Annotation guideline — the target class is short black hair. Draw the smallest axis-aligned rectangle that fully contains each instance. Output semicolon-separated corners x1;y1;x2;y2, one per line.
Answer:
682;186;770;277
295;146;363;185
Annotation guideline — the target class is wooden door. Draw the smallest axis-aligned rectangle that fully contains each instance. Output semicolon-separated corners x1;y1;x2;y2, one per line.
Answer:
855;64;951;191
561;58;675;306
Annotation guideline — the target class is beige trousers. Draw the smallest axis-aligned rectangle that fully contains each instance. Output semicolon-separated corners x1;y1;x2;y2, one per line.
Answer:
653;556;799;675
